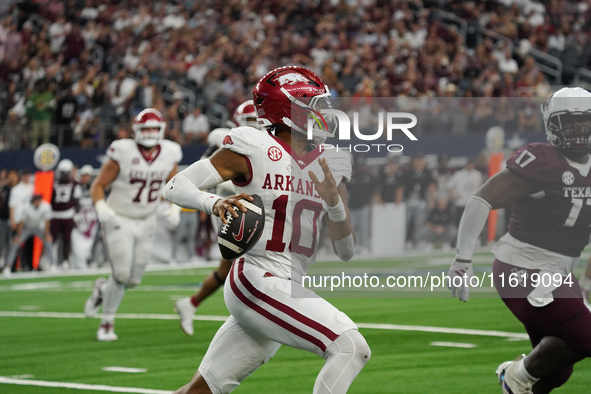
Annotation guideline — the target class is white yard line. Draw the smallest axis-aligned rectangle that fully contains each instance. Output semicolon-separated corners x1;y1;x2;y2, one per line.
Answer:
0;281;199;292
0;311;227;322
0;311;527;339
0;377;172;393
357;322;528;339
430;341;477;348
101;367;147;374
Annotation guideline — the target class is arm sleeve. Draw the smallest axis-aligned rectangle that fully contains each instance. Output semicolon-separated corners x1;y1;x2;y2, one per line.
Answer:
455;196;491;261
163;159;224;214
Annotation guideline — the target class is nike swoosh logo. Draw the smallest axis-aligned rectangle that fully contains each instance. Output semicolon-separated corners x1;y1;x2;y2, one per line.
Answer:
232;214;245;242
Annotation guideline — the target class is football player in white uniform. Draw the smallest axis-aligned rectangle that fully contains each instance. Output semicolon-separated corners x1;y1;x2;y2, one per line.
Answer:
165;67;369;394
174;100;263;336
70;165;97;270
84;108;183;341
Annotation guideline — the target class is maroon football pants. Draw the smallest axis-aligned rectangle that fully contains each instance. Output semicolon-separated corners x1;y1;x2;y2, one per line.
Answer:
50;218;75;261
493;259;591;388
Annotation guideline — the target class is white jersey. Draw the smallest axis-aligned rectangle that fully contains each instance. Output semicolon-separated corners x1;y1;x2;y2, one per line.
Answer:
106;139;182;219
9;181;34;223
21;201;52;230
208;128;237;198
221;126;351;281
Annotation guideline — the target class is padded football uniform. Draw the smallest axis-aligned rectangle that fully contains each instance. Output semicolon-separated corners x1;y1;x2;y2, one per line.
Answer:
51;177;82;262
103;138;182;285
70;183;98;270
198;127;358;393
492;143;591;387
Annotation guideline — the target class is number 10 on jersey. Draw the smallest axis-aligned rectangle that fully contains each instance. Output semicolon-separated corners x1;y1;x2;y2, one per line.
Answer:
265;195;324;258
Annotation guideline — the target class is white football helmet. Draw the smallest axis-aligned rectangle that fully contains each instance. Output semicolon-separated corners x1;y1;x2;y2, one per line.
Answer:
56;159;74;179
232;100;261;129
132;108;166;147
542;87;591;152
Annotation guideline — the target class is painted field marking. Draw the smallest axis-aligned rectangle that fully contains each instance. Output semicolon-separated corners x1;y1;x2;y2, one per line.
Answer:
7;375;34;379
0;311;228;322
0;377;171;393
0;311;528;339
357;322;528;340
430;341;477;348
0;282;199;292
19;305;39;311
102;367;147;374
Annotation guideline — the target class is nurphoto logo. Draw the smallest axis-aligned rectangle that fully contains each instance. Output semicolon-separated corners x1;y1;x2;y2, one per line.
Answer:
306;108;418;153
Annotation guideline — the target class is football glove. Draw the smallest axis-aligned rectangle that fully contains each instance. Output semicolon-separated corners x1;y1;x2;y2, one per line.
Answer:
448;259;474;302
95;199;118;224
163;203;181;228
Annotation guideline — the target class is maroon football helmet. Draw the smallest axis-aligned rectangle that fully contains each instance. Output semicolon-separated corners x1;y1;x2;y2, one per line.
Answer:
132;108;166;147
252;66;336;143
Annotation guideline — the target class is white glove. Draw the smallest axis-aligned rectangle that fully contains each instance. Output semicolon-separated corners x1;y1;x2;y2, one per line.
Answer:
95;200;118;224
163;203;181;228
448;259;474;302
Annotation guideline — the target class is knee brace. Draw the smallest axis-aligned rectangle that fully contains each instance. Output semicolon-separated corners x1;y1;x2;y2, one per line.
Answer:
324;329;371;364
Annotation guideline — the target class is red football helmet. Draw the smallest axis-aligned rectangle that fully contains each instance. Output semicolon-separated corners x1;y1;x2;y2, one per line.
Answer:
252;66;336;143
132;108;166;147
233;100;260;129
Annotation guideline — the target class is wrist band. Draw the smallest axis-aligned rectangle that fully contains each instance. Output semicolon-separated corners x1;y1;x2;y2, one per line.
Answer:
327;197;347;222
196;192;221;215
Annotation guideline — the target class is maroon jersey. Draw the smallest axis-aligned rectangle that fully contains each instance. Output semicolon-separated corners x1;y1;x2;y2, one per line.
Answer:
51;178;81;218
506;143;591;257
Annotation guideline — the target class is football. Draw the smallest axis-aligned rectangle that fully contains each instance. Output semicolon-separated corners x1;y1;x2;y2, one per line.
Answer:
217;194;265;260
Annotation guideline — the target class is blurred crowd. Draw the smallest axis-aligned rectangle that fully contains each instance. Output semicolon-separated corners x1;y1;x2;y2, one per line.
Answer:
345;152;493;253
1;0;590;150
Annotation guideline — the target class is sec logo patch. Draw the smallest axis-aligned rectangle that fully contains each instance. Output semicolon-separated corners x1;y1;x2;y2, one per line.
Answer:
562;171;575;186
34;143;60;171
268;146;282;161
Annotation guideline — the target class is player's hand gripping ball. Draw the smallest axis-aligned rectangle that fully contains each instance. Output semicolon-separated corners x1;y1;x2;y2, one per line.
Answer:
217;194;265;260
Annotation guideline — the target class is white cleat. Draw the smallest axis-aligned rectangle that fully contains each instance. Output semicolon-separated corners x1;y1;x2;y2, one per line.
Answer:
97;323;118;342
175;297;197;336
84;278;105;318
496;356;533;394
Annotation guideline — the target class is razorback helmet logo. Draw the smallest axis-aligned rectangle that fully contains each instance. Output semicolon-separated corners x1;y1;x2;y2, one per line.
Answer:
278;73;309;86
223;135;234;145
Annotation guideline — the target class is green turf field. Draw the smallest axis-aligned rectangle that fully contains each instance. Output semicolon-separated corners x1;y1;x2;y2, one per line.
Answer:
1;254;590;394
